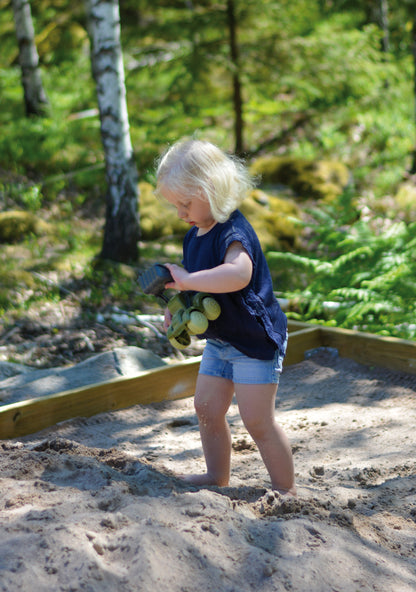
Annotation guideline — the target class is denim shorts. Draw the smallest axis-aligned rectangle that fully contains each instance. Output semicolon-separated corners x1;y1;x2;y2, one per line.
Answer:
199;334;287;385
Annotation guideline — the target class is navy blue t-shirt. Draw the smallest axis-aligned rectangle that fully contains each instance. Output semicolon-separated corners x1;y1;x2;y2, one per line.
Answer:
182;209;287;360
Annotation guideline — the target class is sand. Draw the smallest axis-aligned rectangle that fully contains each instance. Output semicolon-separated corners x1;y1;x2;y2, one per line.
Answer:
0;348;415;592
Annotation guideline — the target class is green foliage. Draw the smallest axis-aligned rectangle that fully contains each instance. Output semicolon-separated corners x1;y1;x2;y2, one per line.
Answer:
268;197;416;339
1;0;415;201
0;69;102;181
0;179;44;212
2;0;416;343
20;185;43;211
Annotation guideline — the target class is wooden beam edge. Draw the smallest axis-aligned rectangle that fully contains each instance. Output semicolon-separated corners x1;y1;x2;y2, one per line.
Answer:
285;327;323;366
319;326;416;375
0;357;201;440
1;322;416;440
286;321;416;374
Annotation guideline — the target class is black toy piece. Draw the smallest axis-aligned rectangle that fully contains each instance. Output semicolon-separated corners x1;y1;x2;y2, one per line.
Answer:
138;264;173;301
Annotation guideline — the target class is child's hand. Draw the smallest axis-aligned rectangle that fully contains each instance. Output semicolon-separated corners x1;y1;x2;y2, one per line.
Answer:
163;306;172;332
164;263;190;291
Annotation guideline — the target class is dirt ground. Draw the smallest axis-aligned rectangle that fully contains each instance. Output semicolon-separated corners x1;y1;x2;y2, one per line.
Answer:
0;343;415;592
0;298;183;369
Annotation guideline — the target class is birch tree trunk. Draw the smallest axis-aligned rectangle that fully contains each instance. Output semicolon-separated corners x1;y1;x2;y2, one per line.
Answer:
11;0;49;116
86;0;140;263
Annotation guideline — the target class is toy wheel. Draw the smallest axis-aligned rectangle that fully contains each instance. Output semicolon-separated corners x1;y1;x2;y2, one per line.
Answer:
202;297;221;320
169;331;191;350
187;311;208;335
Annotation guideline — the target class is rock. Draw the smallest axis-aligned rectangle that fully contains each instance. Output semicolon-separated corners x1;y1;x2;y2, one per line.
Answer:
0;346;166;405
0;361;35;381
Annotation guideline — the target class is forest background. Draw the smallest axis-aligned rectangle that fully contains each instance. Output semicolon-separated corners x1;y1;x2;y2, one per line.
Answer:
1;0;416;370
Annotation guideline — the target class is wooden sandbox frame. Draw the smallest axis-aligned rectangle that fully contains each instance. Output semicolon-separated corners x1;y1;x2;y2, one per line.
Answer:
1;320;415;440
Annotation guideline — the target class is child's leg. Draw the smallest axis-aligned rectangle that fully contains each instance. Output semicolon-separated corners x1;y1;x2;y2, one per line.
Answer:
235;383;296;495
182;374;234;486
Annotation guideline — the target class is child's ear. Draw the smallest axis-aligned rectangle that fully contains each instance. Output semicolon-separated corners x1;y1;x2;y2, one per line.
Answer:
197;186;208;201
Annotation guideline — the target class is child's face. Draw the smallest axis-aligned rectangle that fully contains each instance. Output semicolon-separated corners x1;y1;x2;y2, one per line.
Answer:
160;185;216;234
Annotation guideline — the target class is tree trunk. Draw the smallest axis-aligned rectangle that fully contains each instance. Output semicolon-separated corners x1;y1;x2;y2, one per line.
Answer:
11;0;49;116
364;0;389;54
410;16;416;175
380;0;389;54
86;0;140;263
226;0;244;156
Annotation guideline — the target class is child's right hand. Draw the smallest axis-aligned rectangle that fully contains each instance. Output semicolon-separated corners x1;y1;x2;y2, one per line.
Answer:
164;263;191;291
164;306;172;332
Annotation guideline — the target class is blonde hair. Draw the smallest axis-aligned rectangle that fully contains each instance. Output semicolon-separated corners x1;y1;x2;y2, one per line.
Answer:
155;138;255;222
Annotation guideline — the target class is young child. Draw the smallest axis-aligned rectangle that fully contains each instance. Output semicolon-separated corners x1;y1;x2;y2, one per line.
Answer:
155;138;296;496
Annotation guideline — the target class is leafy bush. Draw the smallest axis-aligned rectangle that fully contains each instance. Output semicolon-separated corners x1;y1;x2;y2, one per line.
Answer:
267;196;416;340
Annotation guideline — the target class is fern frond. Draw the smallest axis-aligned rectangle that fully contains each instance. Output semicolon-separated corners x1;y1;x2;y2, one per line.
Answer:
378;252;407;271
328;287;379;302
331;245;374;273
380;221;408;242
266;252;333;274
344;300;399;324
362;263;415;295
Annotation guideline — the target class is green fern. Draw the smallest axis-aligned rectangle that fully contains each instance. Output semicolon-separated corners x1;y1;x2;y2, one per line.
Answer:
268;197;416;339
342;300;400;325
328;287;380;302
362;263;416;296
266;251;332;274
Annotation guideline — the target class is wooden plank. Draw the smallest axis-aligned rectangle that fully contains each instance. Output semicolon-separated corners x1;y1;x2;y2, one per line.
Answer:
284;327;322;366
0;357;201;440
287;319;314;332
320;326;416;375
2;321;416;440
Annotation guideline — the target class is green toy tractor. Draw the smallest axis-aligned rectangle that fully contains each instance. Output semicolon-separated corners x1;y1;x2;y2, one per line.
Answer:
138;264;221;349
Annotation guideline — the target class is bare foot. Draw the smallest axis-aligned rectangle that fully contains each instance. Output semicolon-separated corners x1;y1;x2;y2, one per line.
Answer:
272;486;298;498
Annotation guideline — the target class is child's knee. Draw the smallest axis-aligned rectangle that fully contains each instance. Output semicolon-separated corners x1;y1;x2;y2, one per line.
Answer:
194;395;212;421
194;396;224;425
242;416;270;442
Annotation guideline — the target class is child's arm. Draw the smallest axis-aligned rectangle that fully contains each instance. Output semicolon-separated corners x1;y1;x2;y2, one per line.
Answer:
165;241;253;293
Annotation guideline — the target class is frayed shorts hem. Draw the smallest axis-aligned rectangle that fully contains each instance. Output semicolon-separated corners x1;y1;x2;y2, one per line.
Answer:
198;336;287;385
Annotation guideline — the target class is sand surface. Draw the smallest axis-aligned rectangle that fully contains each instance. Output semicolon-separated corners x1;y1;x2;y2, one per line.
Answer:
0;348;415;592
